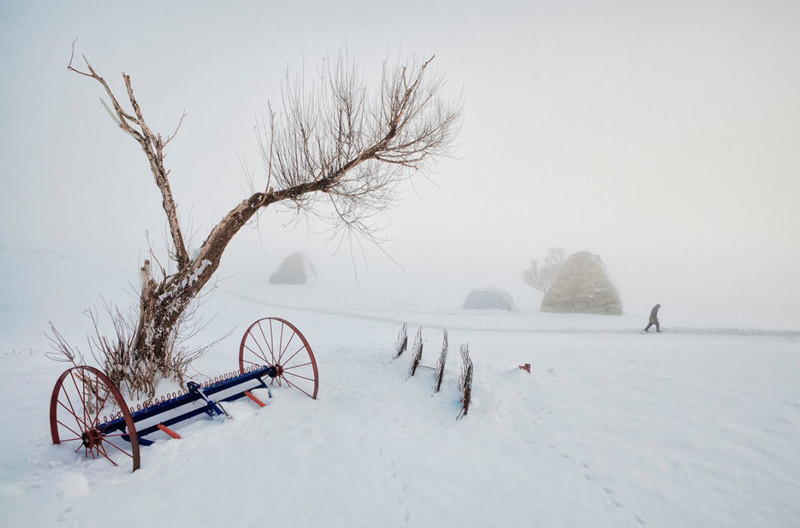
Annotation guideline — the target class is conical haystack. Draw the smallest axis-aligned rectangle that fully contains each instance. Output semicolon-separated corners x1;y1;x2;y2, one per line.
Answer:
269;252;317;284
540;251;622;315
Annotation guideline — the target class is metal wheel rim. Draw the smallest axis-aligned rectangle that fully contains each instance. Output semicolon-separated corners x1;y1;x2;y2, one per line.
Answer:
239;317;319;399
49;366;141;471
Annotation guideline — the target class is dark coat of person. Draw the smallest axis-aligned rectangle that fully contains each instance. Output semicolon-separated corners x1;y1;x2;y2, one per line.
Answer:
644;304;661;332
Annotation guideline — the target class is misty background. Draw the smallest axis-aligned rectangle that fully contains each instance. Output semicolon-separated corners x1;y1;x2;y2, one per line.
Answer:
1;0;798;331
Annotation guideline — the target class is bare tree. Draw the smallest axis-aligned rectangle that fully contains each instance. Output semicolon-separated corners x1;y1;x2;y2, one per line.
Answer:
63;45;462;396
522;247;566;294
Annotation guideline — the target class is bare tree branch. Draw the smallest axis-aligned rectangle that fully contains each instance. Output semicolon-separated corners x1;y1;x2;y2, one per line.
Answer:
68;48;191;270
65;46;462;397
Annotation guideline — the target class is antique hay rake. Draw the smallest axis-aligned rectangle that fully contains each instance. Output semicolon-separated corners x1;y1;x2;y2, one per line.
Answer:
49;317;318;471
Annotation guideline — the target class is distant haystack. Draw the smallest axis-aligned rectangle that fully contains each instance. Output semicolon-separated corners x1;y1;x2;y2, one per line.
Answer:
540;251;622;315
269;253;317;285
463;287;516;311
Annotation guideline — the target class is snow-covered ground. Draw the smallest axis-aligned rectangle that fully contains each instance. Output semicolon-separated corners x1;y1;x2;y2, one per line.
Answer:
1;246;798;527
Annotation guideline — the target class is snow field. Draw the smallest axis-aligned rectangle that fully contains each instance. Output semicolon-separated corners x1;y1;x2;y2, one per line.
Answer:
1;248;798;527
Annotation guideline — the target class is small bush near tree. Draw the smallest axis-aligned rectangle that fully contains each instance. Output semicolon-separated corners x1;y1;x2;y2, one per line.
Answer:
522;247;567;293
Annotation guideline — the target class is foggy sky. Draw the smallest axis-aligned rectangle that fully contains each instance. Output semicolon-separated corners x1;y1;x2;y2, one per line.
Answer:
1;0;798;328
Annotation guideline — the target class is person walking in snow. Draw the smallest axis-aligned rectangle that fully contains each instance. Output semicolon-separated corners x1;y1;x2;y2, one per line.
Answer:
644;304;661;333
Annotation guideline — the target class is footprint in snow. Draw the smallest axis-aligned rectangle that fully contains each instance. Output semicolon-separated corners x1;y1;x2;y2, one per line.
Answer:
378;448;411;526
549;448;647;526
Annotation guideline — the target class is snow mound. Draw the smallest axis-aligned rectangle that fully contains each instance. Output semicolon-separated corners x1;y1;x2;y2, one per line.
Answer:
463;286;516;311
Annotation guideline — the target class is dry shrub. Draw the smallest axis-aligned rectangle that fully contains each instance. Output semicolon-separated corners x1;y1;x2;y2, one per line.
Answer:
434;329;448;393
393;322;408;358
457;343;473;419
408;327;423;377
47;299;217;399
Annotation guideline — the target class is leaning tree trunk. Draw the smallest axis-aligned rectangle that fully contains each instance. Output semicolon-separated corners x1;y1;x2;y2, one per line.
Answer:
132;192;262;378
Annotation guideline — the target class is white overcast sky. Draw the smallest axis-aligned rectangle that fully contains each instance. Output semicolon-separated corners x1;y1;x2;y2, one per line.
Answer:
1;0;798;326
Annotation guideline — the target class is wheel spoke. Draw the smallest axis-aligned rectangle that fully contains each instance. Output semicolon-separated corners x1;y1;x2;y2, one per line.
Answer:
104;439;134;459
90;376;109;425
56;419;83;439
280;376;315;399
283;371;316;383
260;321;277;363
65;376;90;430
253;324;268;359
58;397;88;431
73;372;89;431
98;432;130;439
243;343;268;364
96;443;119;466
277;330;296;365
277;323;286;363
91;387;113;427
280;344;305;367
283;360;312;371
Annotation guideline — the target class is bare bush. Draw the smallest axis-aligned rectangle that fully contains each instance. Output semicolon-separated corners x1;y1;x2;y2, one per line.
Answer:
394;322;408;358
434;329;448;393
408;327;423;377
47;298;219;398
457;343;473;419
522;247;567;293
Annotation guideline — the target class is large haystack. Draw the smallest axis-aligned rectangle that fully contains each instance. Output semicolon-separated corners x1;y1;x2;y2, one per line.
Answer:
540;251;622;315
269;252;317;284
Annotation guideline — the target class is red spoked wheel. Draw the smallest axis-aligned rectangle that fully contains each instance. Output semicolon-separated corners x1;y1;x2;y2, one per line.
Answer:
49;366;140;471
239;317;319;399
